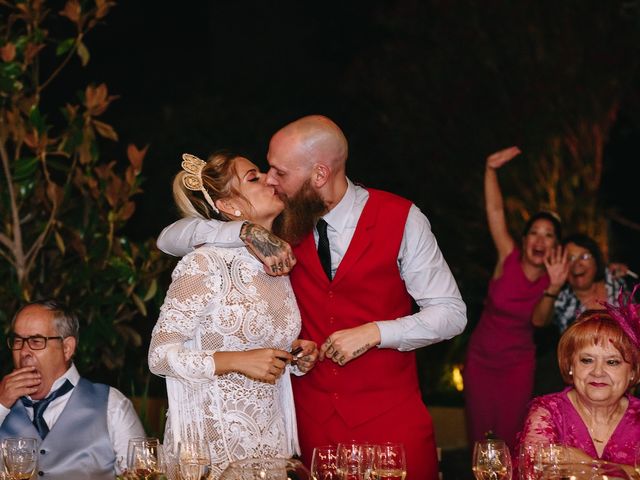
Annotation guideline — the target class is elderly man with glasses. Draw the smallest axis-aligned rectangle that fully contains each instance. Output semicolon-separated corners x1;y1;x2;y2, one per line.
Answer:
0;300;145;480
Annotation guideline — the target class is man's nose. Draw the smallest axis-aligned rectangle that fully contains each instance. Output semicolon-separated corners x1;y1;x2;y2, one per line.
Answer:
265;169;278;186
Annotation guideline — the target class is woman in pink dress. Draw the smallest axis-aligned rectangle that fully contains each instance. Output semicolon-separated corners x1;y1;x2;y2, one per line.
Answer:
464;146;562;452
518;294;640;475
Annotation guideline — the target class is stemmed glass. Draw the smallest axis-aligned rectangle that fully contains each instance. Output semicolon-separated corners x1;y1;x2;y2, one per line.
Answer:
472;440;512;480
311;445;339;480
177;442;211;480
337;442;373;480
1;437;38;480
372;443;406;480
127;437;165;479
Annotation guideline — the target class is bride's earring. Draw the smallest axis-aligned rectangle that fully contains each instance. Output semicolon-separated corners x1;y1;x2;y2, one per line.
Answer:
234;210;242;217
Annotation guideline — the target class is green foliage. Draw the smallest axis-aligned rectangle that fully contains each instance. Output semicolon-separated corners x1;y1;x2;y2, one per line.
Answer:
0;0;172;379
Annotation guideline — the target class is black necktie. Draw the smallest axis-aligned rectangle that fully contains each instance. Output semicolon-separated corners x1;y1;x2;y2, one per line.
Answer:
21;379;74;439
316;218;332;280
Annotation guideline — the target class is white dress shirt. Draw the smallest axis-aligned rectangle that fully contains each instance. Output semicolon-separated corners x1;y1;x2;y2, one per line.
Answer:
157;179;467;350
0;364;145;471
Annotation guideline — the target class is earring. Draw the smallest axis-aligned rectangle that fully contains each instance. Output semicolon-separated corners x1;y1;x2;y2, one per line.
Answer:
569;369;573;376
234;210;242;217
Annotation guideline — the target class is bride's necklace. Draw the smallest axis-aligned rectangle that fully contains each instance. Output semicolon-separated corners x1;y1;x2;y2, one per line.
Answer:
574;396;623;444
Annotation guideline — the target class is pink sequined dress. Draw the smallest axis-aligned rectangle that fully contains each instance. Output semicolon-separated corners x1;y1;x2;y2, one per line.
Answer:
517;387;640;465
464;247;549;451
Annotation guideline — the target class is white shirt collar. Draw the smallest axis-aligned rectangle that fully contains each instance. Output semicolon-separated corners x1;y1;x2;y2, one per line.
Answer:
322;178;356;234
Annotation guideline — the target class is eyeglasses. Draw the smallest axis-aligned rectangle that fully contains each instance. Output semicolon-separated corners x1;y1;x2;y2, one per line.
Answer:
568;252;593;263
7;334;64;350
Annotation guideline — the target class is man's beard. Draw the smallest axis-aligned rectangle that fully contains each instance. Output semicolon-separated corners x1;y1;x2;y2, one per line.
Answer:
273;180;327;246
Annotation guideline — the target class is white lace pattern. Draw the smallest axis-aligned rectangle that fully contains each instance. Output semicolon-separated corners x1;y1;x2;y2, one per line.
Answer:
149;246;301;478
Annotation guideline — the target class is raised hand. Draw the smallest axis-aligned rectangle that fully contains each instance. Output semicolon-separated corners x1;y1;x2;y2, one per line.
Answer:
544;245;569;292
0;366;41;408
319;323;381;366
486;146;522;169
240;222;297;276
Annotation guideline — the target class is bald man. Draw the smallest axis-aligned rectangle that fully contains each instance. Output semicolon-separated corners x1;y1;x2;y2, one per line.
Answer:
157;115;467;479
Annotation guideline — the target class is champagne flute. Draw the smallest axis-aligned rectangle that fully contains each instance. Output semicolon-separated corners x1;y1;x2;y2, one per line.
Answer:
311;445;339;480
177;442;211;480
1;437;38;480
372;443;406;480
472;440;512;480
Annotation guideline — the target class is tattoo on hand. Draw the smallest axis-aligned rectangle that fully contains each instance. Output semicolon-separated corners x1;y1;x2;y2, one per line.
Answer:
241;223;287;257
352;344;370;358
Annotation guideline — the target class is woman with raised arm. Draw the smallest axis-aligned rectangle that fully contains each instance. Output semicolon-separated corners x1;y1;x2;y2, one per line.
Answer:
148;152;317;478
464;146;562;452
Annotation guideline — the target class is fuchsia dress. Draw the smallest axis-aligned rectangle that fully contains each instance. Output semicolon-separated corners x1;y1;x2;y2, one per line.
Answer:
517;388;640;465
464;247;549;451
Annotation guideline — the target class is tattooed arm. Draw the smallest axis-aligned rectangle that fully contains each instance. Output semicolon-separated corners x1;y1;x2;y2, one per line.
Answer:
157;218;295;276
240;222;297;276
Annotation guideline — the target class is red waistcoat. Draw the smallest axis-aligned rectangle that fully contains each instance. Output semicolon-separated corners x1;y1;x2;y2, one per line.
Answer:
291;188;420;428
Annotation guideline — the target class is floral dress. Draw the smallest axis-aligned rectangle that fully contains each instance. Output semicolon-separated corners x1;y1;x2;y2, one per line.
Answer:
149;245;302;478
553;270;629;333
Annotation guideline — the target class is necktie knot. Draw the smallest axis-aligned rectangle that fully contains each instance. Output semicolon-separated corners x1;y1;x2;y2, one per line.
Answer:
316;218;332;280
21;379;74;439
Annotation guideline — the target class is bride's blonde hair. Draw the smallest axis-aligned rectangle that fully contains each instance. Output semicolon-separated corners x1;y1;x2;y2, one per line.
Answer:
173;151;244;220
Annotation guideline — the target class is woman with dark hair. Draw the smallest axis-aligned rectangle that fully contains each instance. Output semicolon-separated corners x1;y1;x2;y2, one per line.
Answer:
464;146;562;452
532;233;631;333
518;293;640;474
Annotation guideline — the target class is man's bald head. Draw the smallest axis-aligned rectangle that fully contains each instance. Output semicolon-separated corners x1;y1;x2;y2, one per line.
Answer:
266;115;349;199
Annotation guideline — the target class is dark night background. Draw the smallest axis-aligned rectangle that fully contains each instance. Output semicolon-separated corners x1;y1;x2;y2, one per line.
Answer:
68;1;640;402
2;1;640;476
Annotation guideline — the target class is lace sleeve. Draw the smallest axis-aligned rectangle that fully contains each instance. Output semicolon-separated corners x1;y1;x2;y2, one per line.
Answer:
519;397;560;445
148;251;220;382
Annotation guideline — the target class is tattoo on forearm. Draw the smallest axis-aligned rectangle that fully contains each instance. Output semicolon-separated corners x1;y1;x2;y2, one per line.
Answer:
352;344;370;358
241;223;288;257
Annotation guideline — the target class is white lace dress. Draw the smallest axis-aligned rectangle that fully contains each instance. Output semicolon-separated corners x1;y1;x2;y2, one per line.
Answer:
148;245;302;478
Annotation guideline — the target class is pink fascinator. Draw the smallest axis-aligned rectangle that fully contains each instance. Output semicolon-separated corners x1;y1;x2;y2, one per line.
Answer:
603;284;640;349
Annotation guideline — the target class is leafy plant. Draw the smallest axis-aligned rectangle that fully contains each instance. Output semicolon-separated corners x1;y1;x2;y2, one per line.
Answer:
0;0;172;378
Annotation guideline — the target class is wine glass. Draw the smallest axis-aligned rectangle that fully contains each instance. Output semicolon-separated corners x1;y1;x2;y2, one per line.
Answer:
337;442;369;480
372;443;406;480
177;442;211;480
311;445;339;480
472;440;512;480
1;437;38;480
127;437;164;479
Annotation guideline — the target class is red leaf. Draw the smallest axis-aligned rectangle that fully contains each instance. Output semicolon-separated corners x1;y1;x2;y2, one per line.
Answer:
93;119;118;141
1;43;16;62
59;0;81;23
127;144;148;174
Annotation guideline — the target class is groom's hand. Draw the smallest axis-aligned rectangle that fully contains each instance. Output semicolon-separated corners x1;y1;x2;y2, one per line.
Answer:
240;222;297;276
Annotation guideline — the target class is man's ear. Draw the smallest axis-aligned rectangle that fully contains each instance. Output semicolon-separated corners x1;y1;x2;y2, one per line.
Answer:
311;163;330;188
63;336;77;363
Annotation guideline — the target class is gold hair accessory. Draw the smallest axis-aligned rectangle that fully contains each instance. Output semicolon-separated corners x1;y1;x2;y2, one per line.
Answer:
181;153;219;213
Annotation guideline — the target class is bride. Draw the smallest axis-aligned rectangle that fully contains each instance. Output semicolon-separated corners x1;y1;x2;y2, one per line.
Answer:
148;152;317;478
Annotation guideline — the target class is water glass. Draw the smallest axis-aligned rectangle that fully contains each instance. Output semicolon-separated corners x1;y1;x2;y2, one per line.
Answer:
372;443;406;480
472;439;512;480
1;437;38;480
311;445;339;480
